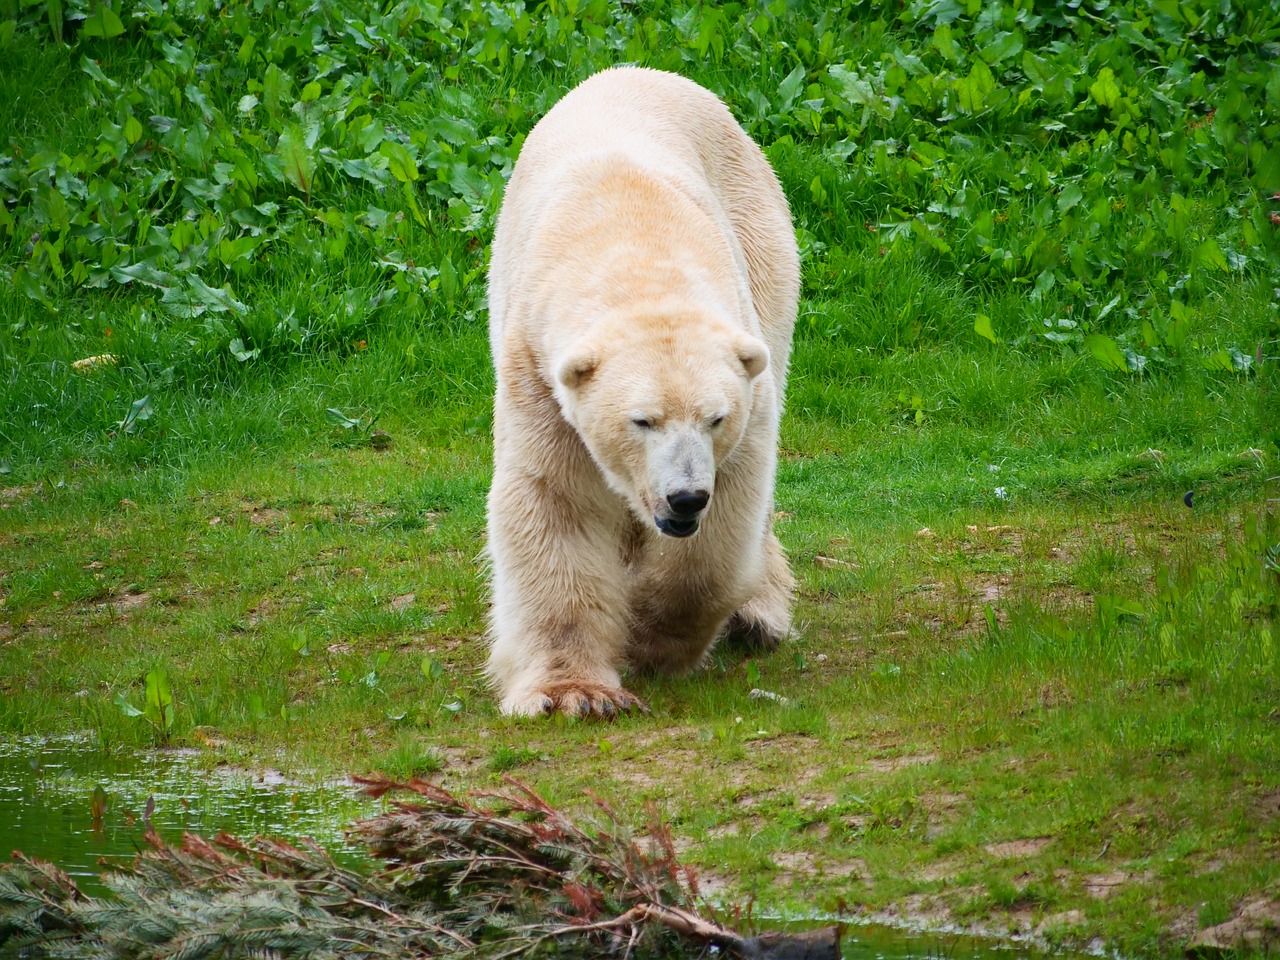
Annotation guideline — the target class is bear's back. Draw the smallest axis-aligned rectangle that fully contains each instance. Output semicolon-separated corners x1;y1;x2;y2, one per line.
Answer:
489;68;798;394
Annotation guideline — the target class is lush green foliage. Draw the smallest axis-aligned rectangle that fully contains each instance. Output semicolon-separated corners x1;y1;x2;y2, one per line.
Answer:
2;0;1278;433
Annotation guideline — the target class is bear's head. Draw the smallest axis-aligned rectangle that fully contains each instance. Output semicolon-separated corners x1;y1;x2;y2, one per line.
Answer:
552;310;770;539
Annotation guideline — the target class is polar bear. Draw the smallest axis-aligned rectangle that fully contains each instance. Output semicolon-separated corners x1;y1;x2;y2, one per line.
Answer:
485;67;799;717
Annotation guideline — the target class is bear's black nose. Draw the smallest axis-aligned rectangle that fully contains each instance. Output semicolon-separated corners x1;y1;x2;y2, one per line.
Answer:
667;489;710;517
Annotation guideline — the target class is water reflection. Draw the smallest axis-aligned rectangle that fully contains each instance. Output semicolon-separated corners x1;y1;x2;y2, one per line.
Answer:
0;734;374;895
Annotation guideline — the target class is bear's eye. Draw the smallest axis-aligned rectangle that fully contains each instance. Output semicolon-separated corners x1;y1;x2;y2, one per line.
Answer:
631;417;653;429
709;415;726;428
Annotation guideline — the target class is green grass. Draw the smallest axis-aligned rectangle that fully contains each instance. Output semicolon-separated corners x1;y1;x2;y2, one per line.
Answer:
2;0;1280;956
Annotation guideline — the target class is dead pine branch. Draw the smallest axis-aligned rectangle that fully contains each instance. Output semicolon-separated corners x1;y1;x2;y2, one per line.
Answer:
0;775;840;959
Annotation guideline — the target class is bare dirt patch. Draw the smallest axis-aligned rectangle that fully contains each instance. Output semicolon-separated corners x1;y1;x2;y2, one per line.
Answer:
621;725;701;752
916;856;966;883
866;752;939;773
919;791;968;839
446;747;488;772
1083;871;1130;899
984;837;1052;859
1188;897;1280;955
797;790;838;812
238;503;291;530
744;732;819;754
103;590;151;615
246;595;297;626
705;817;764;840
920;790;967;813
873;892;955;926
0;485;37;506
611;749;704;792
1251;788;1280;821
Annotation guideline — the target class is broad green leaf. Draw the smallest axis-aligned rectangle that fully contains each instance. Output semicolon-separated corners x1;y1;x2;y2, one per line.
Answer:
276;124;316;195
1096;294;1122;323
1057;183;1084;213
1084;333;1129;372
123;114;143;145
1193;237;1229;272
229;338;260;362
300;80;322;102
403;180;427;227
829;64;874;106
1089;67;1121;110
186;275;248;314
954;60;996;114
1229;347;1254;372
909;217;950;253
326;407;360;429
114;693;143;718
1030;269;1056;302
14;266;50;304
46;0;63;43
380;141;418;183
1167;301;1192;352
80;55;117;88
932;22;956;61
262;63;290;116
1202;349;1234;371
979;31;1023;66
118;395;153;434
777;64;805;110
144;668;174;730
1203;347;1254;372
1095;594;1145;623
336;156;390;187
1021;50;1050;89
1123;349;1148;374
112;261;176;291
974;314;998;343
158;38;194;72
80;2;125;38
437;255;459;298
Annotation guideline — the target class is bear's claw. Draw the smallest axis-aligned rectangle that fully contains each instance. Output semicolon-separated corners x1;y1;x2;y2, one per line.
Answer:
539;682;649;719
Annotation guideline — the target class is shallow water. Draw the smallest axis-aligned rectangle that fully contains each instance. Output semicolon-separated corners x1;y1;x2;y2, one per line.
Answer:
0;736;1086;960
0;734;375;895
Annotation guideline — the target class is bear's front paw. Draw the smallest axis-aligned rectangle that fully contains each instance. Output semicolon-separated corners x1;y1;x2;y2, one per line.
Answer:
503;682;648;719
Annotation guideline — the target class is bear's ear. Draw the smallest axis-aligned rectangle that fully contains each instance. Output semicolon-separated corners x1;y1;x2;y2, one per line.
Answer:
556;348;600;390
736;336;769;381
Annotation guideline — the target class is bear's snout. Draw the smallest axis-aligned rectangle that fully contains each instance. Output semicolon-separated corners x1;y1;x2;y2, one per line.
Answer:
667;489;710;517
655;488;711;538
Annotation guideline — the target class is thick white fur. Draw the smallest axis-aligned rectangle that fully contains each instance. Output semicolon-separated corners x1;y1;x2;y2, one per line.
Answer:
486;67;799;717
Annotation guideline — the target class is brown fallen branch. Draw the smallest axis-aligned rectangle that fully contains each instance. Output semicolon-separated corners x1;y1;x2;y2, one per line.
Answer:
0;775;839;959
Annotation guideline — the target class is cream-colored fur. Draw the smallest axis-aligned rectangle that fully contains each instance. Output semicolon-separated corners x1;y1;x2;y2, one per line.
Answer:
485;67;799;717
